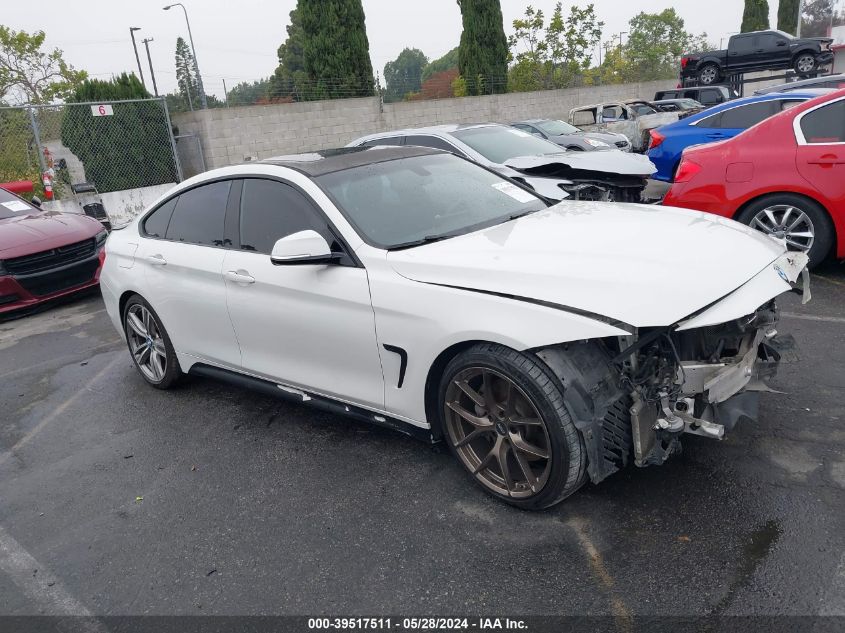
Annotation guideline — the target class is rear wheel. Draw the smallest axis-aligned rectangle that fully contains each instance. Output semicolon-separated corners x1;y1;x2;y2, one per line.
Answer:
123;295;182;389
736;194;833;268
698;63;720;85
438;343;587;510
794;53;816;75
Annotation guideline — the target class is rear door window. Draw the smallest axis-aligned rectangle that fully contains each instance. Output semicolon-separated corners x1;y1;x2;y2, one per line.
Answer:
165;180;231;246
717;101;776;128
800;100;845;143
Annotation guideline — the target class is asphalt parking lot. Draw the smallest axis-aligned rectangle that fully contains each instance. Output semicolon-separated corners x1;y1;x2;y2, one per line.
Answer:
0;264;843;622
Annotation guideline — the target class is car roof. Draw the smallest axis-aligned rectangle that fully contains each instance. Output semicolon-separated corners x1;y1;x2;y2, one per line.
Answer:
260;145;445;177
664;90;827;127
354;123;499;142
755;74;845;94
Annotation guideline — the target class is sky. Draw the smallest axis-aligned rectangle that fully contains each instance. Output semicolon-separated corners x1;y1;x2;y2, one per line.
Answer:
5;0;781;100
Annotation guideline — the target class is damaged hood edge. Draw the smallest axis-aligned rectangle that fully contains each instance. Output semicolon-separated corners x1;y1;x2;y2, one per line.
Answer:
504;151;657;177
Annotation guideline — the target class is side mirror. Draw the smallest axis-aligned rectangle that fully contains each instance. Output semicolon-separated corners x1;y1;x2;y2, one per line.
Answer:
270;230;340;266
30;196;42;208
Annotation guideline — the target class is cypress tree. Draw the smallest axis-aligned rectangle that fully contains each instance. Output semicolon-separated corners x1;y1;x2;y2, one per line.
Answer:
299;0;374;99
741;0;770;32
457;0;509;95
777;0;799;35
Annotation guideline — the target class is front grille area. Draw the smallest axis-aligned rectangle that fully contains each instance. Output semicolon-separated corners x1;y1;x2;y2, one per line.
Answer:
3;238;96;276
15;259;100;297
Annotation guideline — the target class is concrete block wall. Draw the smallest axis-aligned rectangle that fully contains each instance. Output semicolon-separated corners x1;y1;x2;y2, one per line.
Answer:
172;80;676;170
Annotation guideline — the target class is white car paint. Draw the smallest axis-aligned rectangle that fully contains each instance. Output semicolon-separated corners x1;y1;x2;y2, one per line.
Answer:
101;158;805;433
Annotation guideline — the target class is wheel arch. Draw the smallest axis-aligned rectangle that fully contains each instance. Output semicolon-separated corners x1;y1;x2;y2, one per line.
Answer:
118;290;142;321
423;339;489;440
733;190;838;258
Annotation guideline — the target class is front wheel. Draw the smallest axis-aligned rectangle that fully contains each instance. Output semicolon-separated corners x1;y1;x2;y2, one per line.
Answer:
438;343;587;510
123;294;182;389
736;194;833;268
794;53;817;75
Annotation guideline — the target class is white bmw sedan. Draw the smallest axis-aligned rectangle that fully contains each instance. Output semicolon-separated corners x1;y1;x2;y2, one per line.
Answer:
101;145;809;509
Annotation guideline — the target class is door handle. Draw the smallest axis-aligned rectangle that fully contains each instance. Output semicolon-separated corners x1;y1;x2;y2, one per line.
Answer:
146;254;166;266
808;155;844;165
225;270;255;285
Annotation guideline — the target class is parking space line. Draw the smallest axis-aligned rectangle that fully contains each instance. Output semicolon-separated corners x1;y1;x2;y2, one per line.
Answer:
565;517;633;632
781;312;845;324
0;525;108;630
0;356;121;469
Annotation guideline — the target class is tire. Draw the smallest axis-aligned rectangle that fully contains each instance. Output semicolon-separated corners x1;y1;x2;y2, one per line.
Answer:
697;63;720;85
437;342;587;510
794;53;816;76
736;193;834;268
123;294;182;389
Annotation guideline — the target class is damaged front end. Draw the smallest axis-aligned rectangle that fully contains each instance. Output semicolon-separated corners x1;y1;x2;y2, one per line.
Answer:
534;252;809;485
505;152;657;203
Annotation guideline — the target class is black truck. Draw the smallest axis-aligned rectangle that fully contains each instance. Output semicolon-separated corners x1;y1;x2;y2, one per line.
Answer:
680;30;833;86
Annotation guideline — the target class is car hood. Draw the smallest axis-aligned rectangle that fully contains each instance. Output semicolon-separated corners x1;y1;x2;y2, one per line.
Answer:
387;201;785;328
504;151;656;177
0;211;102;258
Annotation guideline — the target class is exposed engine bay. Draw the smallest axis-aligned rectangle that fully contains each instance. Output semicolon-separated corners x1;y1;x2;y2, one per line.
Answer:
535;301;795;484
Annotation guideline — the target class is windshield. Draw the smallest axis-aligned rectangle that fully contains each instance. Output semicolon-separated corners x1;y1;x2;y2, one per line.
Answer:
316;153;547;249
0;188;38;220
534;119;580;136
452;126;563;164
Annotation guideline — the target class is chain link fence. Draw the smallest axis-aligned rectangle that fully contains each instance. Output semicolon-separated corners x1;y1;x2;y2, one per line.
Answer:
0;98;181;202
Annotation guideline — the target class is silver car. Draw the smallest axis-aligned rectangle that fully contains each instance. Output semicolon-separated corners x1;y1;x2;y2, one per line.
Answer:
511;119;632;152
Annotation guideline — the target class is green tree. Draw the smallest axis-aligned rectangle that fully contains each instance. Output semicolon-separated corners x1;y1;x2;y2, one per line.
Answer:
299;0;374;99
383;48;428;102
545;3;603;84
625;9;698;80
457;0;509;95
777;0;800;34
508;4;603;92
227;78;273;106
422;47;459;82
741;0;770;32
800;0;834;38
174;36;200;110
60;73;177;193
268;7;307;100
0;26;86;104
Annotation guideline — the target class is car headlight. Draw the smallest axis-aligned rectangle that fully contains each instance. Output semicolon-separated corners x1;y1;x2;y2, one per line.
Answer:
95;228;108;249
585;138;610;148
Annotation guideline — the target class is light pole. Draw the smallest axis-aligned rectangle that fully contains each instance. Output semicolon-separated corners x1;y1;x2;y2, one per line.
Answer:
163;3;207;109
142;38;159;96
619;31;628;50
129;27;146;89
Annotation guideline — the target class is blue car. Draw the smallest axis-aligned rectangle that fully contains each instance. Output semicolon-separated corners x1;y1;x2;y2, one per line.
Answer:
646;90;827;182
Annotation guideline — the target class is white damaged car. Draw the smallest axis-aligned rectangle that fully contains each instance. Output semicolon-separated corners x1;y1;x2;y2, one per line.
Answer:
101;146;809;510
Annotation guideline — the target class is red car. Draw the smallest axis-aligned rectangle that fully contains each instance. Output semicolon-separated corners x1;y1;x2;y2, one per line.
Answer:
0;187;106;315
663;88;845;267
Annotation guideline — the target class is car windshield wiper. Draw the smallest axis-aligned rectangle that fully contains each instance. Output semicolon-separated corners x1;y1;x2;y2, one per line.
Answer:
507;208;540;221
388;235;450;251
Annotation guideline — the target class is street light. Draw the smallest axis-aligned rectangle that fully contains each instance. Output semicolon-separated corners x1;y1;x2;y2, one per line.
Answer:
163;3;207;109
129;27;146;89
142;38;159;97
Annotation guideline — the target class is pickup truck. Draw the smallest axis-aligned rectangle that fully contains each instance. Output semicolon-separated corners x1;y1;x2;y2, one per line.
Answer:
680;30;833;86
567;101;679;152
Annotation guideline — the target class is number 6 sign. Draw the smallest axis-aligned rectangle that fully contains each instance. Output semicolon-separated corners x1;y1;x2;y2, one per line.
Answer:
91;104;114;117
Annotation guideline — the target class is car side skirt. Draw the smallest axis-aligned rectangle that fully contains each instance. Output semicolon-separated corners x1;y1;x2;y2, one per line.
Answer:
188;363;434;443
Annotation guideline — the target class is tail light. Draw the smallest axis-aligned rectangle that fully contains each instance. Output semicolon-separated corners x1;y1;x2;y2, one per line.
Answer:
680;56;689;69
648;129;665;150
674;158;702;183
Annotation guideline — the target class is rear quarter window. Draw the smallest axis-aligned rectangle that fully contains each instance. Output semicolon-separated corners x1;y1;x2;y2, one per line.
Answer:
142;197;177;238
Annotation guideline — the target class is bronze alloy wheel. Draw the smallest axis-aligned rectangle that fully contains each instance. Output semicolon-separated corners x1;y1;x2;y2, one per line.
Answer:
443;367;552;498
